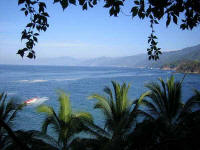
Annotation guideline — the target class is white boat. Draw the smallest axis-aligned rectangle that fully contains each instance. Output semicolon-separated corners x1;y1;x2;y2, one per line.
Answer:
24;97;38;104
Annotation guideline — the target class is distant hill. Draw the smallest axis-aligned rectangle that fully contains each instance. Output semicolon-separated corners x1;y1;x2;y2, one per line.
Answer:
2;44;200;68
78;44;200;68
147;44;200;68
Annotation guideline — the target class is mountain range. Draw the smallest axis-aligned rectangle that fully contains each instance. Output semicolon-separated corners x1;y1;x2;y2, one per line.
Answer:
2;44;200;68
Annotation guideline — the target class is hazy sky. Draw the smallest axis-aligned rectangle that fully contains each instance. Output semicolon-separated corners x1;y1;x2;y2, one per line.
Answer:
0;0;200;63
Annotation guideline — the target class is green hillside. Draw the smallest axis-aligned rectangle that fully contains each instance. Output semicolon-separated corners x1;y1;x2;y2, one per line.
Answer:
146;44;200;68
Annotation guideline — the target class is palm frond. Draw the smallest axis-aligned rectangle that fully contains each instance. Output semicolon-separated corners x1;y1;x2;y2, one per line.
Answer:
104;86;113;101
41;116;59;134
7;103;25;124
57;91;72;123
128;92;150;126
181;90;200;114
85;122;111;138
0;93;7;119
73;112;93;123
158;78;168;112
89;94;112;120
37;105;54;115
136;109;155;120
145;82;166;114
140;99;159;115
121;83;130;112
111;81;122;113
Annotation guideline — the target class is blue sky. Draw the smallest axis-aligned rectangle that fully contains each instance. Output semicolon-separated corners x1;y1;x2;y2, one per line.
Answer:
0;0;200;63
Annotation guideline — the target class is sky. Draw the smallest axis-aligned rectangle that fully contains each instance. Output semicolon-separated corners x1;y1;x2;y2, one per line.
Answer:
0;0;200;63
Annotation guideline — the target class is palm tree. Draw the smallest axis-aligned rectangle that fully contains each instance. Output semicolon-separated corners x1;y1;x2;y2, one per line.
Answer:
132;76;200;150
88;81;148;149
0;92;24;127
37;91;93;150
138;76;200;124
0;92;29;150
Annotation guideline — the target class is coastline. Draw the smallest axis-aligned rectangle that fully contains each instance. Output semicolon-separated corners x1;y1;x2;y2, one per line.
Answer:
161;67;200;74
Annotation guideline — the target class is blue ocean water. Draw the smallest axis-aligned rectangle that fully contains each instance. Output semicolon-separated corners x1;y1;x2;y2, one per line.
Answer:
0;64;200;131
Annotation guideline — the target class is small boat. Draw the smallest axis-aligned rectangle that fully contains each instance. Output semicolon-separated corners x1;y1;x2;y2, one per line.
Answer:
24;97;38;104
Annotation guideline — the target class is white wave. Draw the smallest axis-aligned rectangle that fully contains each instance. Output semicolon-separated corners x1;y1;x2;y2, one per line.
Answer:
17;78;79;83
53;78;80;81
29;80;48;83
17;80;29;83
17;79;48;83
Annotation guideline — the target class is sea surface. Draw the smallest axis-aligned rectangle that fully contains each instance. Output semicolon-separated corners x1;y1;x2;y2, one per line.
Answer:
0;64;200;132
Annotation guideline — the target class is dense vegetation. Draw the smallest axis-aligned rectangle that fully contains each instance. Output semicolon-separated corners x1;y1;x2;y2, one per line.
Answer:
147;44;200;68
1;76;200;150
176;61;200;73
162;60;200;73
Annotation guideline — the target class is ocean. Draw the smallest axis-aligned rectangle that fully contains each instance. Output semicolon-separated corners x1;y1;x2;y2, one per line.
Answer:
0;64;200;132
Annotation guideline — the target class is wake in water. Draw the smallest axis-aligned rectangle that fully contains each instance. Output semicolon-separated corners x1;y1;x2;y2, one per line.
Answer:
24;97;49;106
17;78;80;83
17;80;48;83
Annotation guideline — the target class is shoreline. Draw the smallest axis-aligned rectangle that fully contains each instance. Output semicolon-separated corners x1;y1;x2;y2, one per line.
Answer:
161;67;200;74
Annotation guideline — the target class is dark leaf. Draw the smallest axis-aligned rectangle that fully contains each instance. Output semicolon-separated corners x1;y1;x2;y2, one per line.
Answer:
149;55;152;60
54;0;60;3
17;49;25;57
18;0;25;5
109;7;114;16
173;15;178;24
39;4;45;12
42;12;49;17
93;0;97;5
166;15;171;27
33;36;38;42
115;1;123;6
30;1;37;5
20;8;26;11
39;2;46;8
154;20;159;24
180;24;187;30
104;3;111;8
36;26;41;31
60;0;68;9
134;0;139;5
69;0;76;5
22;48;28;51
34;33;39;36
26;23;33;27
41;26;47;32
27;52;34;59
131;7;138;17
83;3;87;10
148;51;152;55
79;0;85;5
89;2;93;8
25;10;28;16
